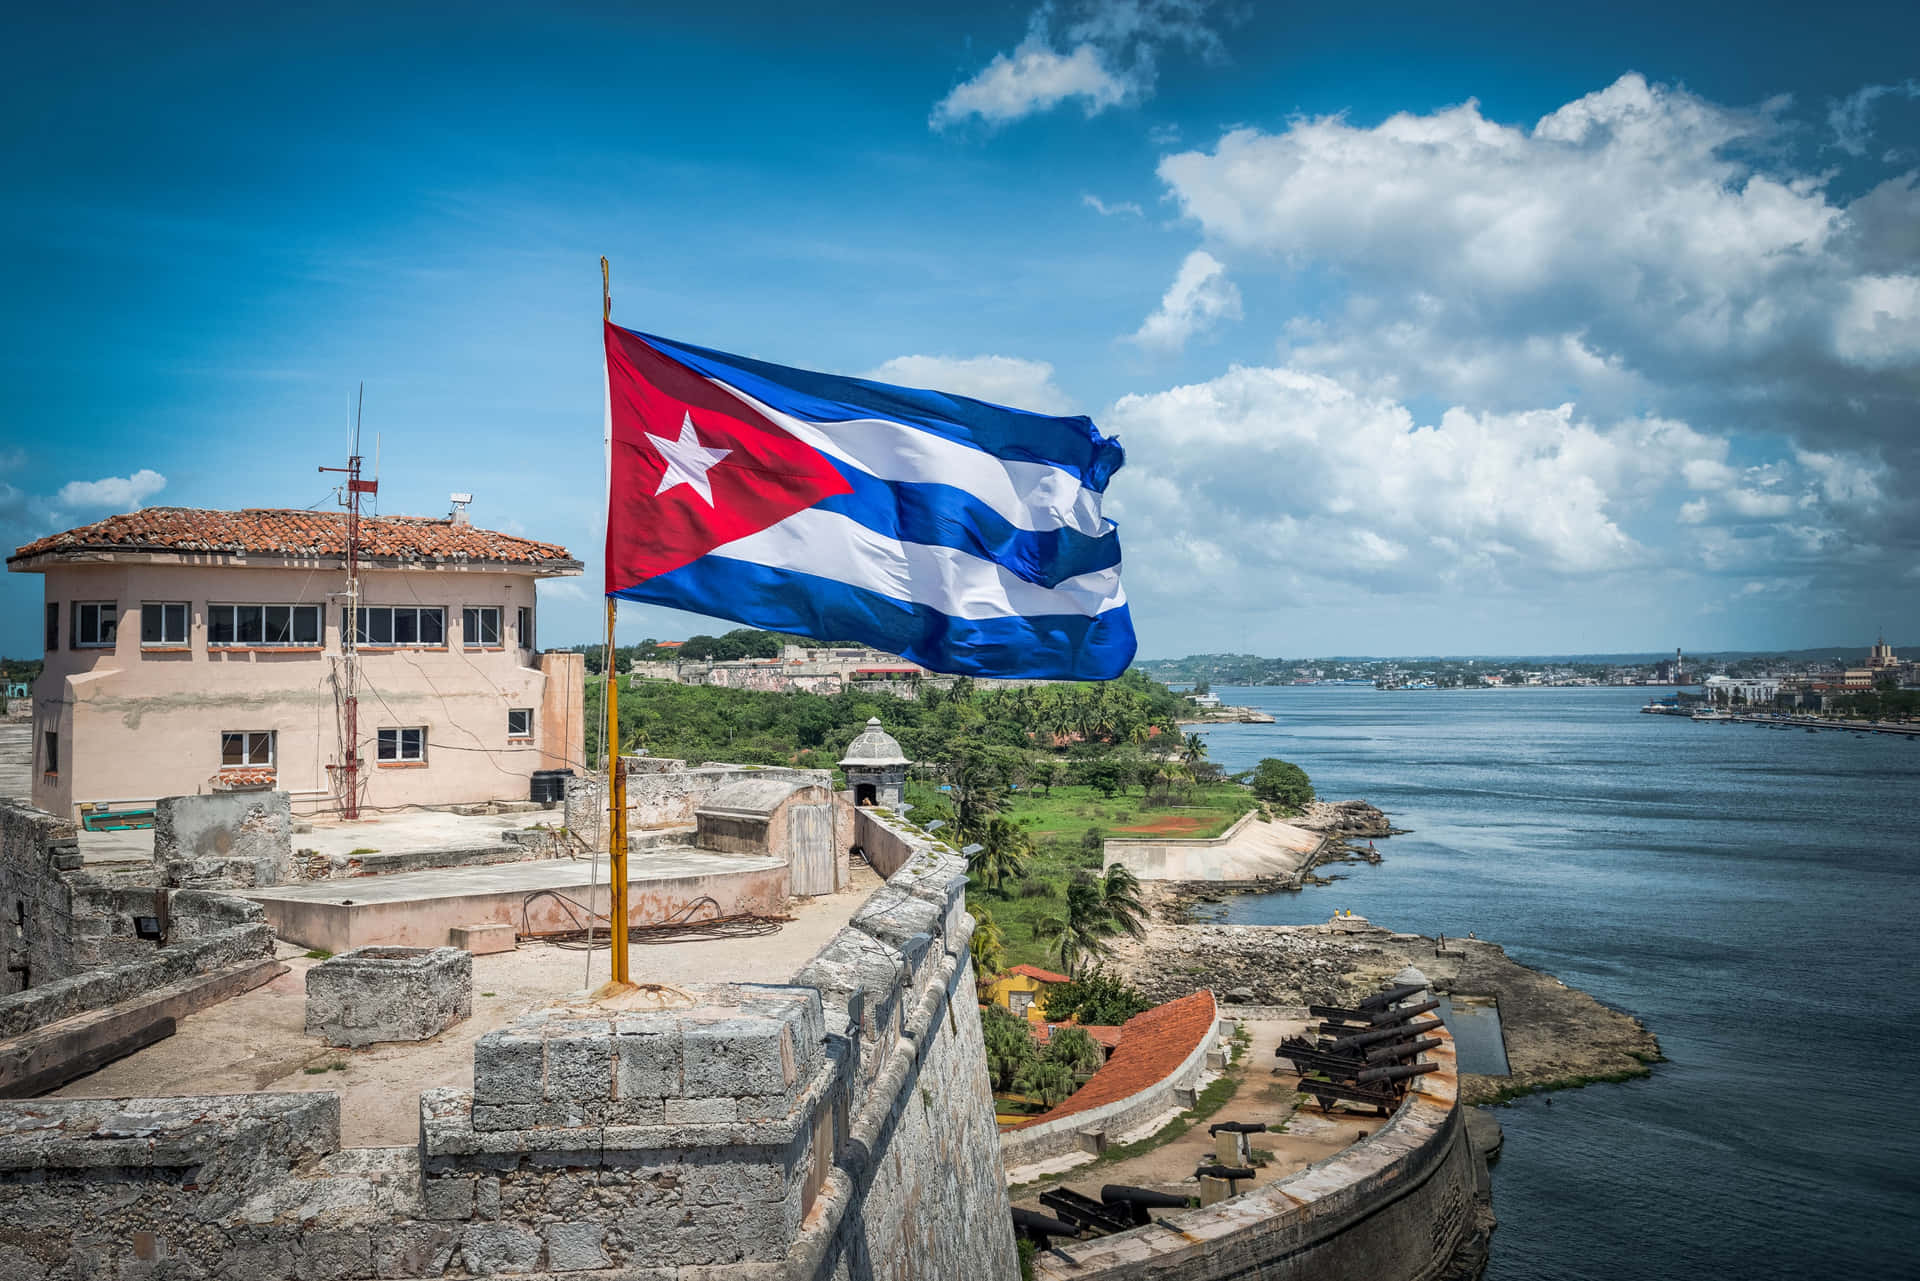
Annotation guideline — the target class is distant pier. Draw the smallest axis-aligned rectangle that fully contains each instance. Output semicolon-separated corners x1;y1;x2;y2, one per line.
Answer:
1716;714;1920;738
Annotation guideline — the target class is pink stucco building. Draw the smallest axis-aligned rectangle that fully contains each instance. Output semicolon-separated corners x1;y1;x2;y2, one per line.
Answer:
8;507;586;819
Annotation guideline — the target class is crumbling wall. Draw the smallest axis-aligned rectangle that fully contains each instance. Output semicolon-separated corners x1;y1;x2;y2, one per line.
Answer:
0;803;1019;1280
153;790;292;888
0;800;85;996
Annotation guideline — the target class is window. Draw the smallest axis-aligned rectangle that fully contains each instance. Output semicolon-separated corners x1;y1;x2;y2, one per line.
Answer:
141;602;190;647
220;731;274;768
44;603;58;651
349;606;444;647
507;708;532;739
209;604;321;647
42;731;57;776
1009;991;1033;1017
517;606;533;650
463;606;501;648
71;601;118;648
377;727;427;763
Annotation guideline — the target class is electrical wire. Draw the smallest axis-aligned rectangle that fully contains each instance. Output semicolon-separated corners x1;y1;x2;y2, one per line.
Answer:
518;892;789;949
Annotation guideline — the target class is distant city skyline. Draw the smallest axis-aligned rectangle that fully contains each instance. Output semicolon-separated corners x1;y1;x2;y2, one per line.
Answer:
4;1;1916;659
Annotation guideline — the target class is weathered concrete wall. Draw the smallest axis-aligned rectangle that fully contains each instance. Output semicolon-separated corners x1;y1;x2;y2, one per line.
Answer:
1104;810;1330;884
0;804;1017;1279
153;789;292;887
1;799;85;997
1030;1026;1484;1281
306;946;472;1048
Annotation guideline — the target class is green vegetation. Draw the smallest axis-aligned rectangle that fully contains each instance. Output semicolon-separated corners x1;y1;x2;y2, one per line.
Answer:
303;949;333;960
1249;757;1315;812
1038;865;1148;978
986;1007;1111;1111
302;1061;347;1074
0;657;42;687
346;847;379;857
1040;967;1151;1025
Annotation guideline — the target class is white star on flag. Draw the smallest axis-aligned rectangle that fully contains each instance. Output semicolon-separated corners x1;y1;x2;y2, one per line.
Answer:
646;412;732;506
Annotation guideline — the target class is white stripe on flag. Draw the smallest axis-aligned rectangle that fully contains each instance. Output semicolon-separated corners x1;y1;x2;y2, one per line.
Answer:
707;377;1113;538
706;506;1126;621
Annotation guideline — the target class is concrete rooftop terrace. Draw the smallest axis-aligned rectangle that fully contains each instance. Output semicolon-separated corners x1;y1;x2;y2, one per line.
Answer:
53;862;883;1147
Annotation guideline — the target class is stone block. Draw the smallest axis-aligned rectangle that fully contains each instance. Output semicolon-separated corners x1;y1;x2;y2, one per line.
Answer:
473;1029;544;1104
544;1018;616;1102
372;1224;459;1279
421;1175;474;1221
460;1224;542;1275
614;1012;682;1101
448;922;516;954
305;946;471;1048
294;1228;372;1281
682;1015;793;1099
543;1223;610;1273
153;790;292;888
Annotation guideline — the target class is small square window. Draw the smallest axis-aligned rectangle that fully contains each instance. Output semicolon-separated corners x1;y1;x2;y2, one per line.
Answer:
463;606;501;648
220;731;274;767
72;601;119;648
507;708;532;738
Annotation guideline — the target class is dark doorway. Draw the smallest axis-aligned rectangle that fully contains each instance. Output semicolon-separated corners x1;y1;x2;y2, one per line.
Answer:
854;783;877;806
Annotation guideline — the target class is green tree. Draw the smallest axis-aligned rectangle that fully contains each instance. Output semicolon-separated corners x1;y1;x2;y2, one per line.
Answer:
1031;759;1059;796
1096;863;1149;942
968;817;1034;893
1013;1054;1075;1107
1042;966;1151;1025
1045;1026;1105;1077
969;907;1007;982
981;1005;1037;1093
1249;758;1315;812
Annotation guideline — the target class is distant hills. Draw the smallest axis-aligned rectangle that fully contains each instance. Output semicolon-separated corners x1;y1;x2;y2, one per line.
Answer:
1138;646;1913;666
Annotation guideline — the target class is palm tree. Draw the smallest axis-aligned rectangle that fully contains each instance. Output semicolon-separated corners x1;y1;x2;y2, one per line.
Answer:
1182;732;1208;768
969;907;1007;982
1041;875;1113;978
1097;863;1149;940
968;817;1033;893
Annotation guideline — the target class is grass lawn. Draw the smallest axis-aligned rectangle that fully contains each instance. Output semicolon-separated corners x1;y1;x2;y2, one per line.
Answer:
905;780;1254;972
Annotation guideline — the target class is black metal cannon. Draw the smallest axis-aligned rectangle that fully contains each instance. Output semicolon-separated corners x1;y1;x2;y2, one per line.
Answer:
1356;1060;1441;1085
1039;1188;1135;1236
1369;997;1441;1026
1100;1184;1193;1225
1208;1120;1269;1136
1364;1036;1442;1064
1308;1003;1374;1023
1359;982;1426;1012
1329;1018;1442;1055
1011;1208;1080;1250
1194;1163;1256;1193
1298;1076;1399;1114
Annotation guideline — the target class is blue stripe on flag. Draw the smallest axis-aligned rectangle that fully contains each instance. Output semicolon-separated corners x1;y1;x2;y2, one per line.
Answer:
613;556;1136;681
627;327;1125;492
816;467;1121;589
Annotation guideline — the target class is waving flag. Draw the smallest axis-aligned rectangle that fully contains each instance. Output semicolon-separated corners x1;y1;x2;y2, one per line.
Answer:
603;322;1134;679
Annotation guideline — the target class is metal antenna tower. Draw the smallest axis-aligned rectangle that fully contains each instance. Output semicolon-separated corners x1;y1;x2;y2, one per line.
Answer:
320;385;377;818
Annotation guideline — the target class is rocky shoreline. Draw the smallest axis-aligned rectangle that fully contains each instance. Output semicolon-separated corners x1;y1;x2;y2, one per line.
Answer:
1107;891;1660;1106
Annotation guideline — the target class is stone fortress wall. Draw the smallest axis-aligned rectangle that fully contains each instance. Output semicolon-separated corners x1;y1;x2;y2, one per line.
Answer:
0;801;1020;1279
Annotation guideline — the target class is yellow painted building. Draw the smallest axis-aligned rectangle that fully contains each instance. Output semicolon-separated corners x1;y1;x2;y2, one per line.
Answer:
982;964;1071;1022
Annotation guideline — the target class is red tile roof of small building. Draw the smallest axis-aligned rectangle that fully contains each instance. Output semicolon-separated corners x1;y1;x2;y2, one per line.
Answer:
1005;964;1072;985
1011;990;1218;1130
9;507;577;568
1029;1022;1125;1051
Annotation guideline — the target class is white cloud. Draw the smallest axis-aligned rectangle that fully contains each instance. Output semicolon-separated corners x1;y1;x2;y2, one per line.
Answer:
1828;80;1920;156
862;354;1077;416
931;38;1130;129
1127;250;1241;352
1100;362;1888;610
1083;194;1144;217
56;469;166;511
932;1;1233;130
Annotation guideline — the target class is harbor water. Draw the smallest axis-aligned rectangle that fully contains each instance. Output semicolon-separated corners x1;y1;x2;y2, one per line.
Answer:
1194;685;1918;1280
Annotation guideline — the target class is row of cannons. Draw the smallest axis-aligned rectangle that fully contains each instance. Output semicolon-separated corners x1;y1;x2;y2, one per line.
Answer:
1010;1120;1277;1249
1278;980;1443;1114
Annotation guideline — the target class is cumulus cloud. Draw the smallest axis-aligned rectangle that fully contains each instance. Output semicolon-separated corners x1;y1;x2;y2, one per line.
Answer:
1127;250;1241;352
1083;194;1144;217
1152;73;1920;513
57;469;167;511
862;354;1077;416
933;1;1234;130
1101;363;1889;611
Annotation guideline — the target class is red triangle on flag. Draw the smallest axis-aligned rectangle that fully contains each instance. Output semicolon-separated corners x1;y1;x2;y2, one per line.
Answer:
604;322;851;592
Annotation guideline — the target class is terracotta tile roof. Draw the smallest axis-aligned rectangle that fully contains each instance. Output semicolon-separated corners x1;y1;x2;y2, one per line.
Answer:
9;507;576;568
1011;990;1217;1130
1007;964;1071;985
210;767;277;790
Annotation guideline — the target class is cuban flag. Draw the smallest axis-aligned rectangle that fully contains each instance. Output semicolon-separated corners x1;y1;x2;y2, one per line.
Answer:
603;322;1134;680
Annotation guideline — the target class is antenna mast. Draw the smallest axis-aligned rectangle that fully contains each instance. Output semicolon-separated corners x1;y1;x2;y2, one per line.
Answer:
321;384;376;818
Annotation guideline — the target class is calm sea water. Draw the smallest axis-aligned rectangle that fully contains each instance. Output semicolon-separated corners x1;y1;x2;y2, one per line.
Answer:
1194;686;1919;1281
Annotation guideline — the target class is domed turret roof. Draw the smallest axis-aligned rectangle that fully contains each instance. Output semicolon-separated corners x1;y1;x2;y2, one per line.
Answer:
840;717;909;768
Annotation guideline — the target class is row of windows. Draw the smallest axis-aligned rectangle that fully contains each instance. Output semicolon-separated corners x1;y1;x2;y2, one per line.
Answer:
46;601;534;651
41;713;537;777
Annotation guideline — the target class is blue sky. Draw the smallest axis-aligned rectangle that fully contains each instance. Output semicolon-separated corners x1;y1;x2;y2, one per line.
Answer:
4;1;1916;659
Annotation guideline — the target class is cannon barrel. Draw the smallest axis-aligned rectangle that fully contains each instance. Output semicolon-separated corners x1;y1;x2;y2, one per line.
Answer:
1356;1060;1441;1085
1102;1185;1192;1211
1011;1208;1079;1237
1195;1164;1256;1181
1365;1036;1442;1064
1329;1019;1442;1053
1370;997;1441;1025
1359;983;1426;1011
1208;1121;1269;1136
1308;1003;1372;1022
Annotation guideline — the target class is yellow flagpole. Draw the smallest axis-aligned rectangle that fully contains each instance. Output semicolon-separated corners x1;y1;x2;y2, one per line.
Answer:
602;257;631;989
